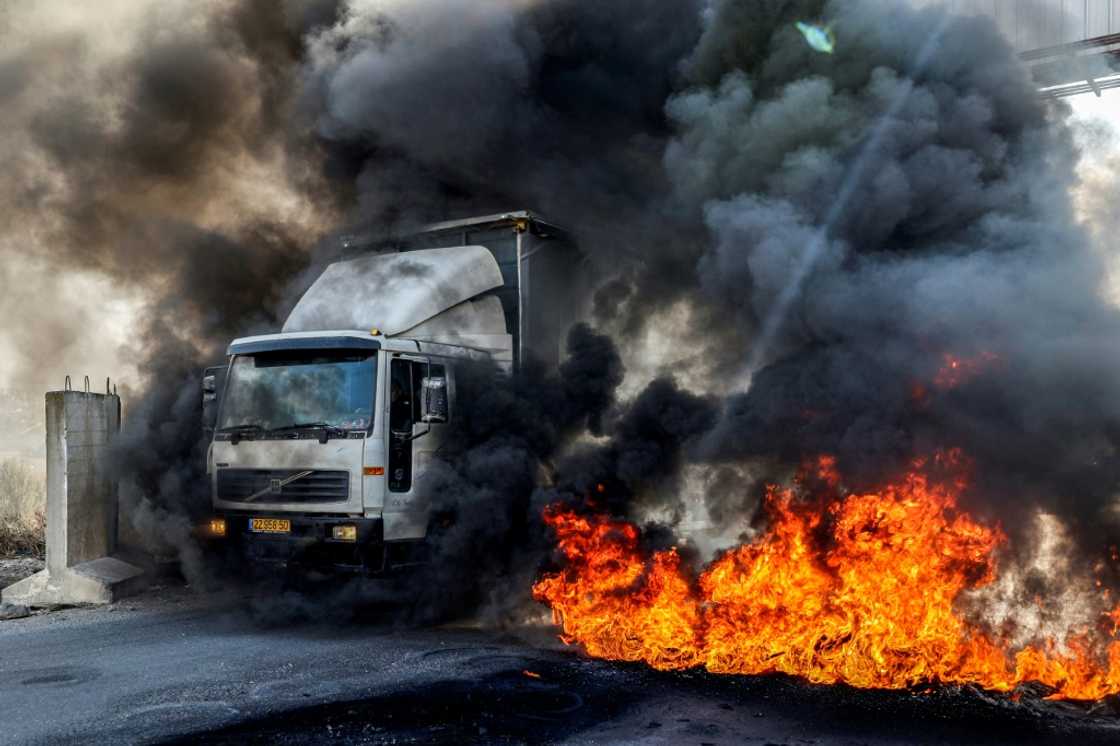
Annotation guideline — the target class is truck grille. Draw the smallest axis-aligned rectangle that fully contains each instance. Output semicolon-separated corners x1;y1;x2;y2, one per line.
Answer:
217;469;350;504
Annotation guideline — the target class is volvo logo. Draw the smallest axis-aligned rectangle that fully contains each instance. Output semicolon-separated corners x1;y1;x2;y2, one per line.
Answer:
245;470;314;503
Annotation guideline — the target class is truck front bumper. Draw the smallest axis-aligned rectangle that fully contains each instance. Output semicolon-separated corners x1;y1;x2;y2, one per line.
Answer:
213;513;409;574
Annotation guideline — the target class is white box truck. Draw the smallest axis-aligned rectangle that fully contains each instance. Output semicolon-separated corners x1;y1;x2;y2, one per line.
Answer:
201;212;584;573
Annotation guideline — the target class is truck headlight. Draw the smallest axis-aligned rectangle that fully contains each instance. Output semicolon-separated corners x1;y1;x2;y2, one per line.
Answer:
332;524;358;542
207;518;227;538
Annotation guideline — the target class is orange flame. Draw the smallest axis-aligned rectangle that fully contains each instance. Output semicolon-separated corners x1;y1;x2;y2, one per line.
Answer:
533;455;1120;700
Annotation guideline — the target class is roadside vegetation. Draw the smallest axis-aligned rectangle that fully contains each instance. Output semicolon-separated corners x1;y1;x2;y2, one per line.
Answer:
0;459;45;558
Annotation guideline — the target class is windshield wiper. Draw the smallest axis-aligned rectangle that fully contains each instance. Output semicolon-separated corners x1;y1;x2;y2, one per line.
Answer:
218;424;265;444
268;422;349;443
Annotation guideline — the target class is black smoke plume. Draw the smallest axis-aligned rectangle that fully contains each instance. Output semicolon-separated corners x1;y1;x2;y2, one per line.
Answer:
0;0;345;579
298;0;1120;611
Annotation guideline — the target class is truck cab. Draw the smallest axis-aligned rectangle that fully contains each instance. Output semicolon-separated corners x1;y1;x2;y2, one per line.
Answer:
203;212;584;573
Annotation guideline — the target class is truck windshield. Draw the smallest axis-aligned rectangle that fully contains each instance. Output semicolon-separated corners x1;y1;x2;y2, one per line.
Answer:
218;351;376;433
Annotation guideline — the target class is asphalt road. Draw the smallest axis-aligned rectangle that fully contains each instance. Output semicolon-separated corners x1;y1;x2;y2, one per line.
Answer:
1;584;1120;745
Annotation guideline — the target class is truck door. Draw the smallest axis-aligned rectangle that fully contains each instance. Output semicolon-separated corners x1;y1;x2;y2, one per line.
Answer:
387;356;449;495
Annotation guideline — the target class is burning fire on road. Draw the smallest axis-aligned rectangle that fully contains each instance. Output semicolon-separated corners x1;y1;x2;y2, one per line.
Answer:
534;452;1120;702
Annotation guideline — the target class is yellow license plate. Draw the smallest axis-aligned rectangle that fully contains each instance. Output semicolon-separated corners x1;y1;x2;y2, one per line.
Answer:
250;518;291;534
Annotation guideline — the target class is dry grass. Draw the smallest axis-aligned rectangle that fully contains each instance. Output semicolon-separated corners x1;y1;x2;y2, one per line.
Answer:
0;510;45;558
0;459;45;558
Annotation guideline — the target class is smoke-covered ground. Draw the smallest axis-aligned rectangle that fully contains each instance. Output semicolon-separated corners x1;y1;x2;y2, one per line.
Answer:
2;0;1120;634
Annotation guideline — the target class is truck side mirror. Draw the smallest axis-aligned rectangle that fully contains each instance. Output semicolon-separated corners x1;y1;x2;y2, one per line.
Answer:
202;367;225;434
420;377;448;423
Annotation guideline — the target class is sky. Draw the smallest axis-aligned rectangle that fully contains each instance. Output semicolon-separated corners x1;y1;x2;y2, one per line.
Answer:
1069;88;1120;148
1067;90;1120;307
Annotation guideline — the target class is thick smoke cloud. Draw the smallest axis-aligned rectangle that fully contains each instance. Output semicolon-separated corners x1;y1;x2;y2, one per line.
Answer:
673;2;1120;557
298;0;1120;568
0;0;345;574
300;0;703;253
401;324;624;622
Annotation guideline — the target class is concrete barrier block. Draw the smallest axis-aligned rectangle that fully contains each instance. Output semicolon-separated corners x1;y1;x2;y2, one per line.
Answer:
2;388;144;608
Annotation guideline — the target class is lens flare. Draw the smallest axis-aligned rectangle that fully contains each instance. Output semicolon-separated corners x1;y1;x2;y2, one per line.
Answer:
795;22;836;54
